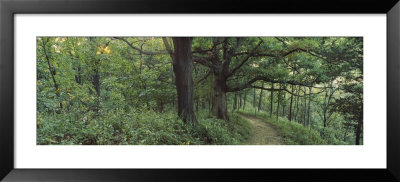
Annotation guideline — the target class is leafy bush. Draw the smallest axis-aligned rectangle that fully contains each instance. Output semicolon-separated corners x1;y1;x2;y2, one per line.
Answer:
37;109;252;145
318;127;347;145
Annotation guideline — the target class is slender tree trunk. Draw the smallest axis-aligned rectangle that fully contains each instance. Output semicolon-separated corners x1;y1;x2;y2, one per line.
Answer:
355;117;363;145
41;38;63;109
253;87;256;108
289;84;294;121
303;86;307;126
138;42;151;109
282;91;286;117
239;93;242;110
75;65;82;85
307;87;312;128
294;86;300;123
208;93;212;114
92;69;100;114
92;68;100;97
355;123;361;145
323;90;328;127
91;39;101;113
258;82;264;112
243;91;247;109
69;49;82;85
323;87;335;128
233;93;238;110
276;84;281;121
343;127;349;142
270;83;274;117
171;37;197;124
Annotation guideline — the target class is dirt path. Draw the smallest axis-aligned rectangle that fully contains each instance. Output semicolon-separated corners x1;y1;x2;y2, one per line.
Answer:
241;114;284;145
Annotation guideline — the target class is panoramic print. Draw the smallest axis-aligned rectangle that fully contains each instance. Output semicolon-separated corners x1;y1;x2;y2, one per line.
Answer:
36;37;363;145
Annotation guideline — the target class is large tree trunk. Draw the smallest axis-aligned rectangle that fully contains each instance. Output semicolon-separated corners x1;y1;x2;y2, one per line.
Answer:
212;72;229;121
171;37;197;124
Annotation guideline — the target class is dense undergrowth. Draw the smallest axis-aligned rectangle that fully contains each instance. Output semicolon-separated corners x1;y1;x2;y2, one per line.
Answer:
238;110;347;145
37;110;252;145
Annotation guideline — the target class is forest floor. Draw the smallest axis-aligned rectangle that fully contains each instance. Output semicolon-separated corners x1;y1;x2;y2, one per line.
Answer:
240;114;284;145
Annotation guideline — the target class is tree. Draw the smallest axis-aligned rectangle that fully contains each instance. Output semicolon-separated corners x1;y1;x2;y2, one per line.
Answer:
39;37;63;110
192;37;316;120
334;83;363;145
164;37;198;124
115;37;198;124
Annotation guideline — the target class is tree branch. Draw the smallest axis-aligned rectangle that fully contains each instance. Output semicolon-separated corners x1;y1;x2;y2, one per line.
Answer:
275;37;288;46
113;37;168;55
227;75;324;93
252;86;284;92
162;37;174;59
227;39;264;77
253;85;325;97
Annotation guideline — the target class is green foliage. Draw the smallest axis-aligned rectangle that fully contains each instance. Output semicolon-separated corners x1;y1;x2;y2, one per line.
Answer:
37;110;252;145
317;127;347;145
36;36;362;145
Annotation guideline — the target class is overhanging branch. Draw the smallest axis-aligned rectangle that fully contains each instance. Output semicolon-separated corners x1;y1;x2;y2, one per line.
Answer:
227;75;323;93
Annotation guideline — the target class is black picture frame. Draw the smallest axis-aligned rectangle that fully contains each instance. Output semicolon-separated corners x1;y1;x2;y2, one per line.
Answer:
1;0;399;181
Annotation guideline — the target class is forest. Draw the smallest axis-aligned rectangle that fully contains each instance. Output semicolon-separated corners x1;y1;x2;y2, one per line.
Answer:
37;37;363;145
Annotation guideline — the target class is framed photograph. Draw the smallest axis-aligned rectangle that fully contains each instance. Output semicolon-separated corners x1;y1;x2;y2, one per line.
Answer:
1;0;399;181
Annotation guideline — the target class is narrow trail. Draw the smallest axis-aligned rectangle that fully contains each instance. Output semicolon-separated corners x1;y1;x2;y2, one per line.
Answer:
240;114;284;145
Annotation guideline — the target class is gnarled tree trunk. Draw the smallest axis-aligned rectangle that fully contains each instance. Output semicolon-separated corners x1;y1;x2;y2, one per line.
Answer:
212;72;229;121
171;38;197;125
